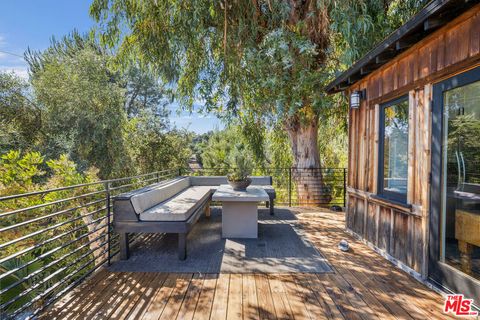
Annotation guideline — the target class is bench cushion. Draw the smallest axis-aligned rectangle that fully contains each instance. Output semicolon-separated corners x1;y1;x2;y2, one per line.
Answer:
250;176;272;185
189;176;272;186
189;176;228;186
139;186;213;222
131;177;190;214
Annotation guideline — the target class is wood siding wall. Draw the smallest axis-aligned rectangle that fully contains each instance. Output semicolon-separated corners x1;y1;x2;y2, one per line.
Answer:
345;5;480;276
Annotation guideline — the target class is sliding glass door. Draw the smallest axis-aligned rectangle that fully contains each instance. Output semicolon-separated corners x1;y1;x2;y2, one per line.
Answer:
430;66;480;303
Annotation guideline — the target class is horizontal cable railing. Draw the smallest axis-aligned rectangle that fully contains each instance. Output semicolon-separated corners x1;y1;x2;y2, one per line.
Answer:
0;166;346;319
0;169;179;320
184;167;347;207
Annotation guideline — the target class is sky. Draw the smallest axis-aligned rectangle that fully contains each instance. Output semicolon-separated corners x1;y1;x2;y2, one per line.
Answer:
0;0;223;134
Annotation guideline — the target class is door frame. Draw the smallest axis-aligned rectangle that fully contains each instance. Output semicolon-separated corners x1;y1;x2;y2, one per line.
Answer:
429;65;480;302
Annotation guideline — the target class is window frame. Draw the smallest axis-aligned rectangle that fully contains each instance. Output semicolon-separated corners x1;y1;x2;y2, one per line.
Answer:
378;94;409;203
429;65;480;303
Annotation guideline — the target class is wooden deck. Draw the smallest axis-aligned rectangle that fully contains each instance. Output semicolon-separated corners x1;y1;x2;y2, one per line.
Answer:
40;208;454;320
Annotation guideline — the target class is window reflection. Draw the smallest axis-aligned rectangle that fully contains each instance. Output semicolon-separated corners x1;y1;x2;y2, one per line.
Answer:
442;80;480;280
382;99;409;199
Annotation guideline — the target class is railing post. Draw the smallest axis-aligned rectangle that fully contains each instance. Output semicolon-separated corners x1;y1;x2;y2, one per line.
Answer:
343;168;347;208
288;167;292;207
156;172;160;183
105;182;111;266
178;168;182;177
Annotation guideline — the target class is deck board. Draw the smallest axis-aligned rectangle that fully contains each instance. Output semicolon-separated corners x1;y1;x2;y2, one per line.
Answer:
210;273;229;320
39;208;453;319
176;273;204;320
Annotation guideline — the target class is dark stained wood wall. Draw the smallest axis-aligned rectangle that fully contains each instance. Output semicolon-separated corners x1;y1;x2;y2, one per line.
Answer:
345;5;480;276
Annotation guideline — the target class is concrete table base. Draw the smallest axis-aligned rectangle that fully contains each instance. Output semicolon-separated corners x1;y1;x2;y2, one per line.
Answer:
221;202;258;238
212;185;270;239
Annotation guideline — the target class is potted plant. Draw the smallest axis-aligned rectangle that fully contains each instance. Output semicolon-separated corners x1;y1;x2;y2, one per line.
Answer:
227;145;253;191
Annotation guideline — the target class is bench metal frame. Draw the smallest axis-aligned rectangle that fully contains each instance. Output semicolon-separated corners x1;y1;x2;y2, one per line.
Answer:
114;193;212;260
112;177;275;261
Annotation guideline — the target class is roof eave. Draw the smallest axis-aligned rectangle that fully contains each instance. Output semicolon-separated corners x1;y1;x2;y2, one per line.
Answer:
326;0;477;94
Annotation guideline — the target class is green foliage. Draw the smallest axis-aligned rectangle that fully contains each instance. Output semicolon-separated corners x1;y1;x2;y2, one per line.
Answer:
0;150;45;195
90;0;334;124
125;110;193;174
89;0;427;176
448;114;480;183
329;0;428;67
0;151;103;313
200;128;238;172
190;131;213;166
265;125;293;169
0;73;41;154
1;33;193;179
0;3;433;314
30;45;129;178
0;33;193;314
227;144;253;181
0;254;44;312
123;65;170;118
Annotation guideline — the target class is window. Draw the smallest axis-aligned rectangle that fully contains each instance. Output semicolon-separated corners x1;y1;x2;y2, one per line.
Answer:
378;95;409;202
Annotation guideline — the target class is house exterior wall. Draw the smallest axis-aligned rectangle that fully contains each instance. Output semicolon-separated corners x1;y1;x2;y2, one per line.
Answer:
345;5;480;277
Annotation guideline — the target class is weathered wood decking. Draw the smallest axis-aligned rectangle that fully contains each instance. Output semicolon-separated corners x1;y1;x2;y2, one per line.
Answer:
40;208;454;319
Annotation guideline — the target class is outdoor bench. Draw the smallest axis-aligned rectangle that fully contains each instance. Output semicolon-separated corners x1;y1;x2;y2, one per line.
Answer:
113;175;276;260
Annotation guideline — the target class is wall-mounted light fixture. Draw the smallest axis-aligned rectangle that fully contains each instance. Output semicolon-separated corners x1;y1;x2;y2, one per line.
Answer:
350;89;366;109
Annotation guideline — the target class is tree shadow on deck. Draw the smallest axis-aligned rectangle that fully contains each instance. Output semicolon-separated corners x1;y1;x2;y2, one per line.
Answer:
108;208;332;274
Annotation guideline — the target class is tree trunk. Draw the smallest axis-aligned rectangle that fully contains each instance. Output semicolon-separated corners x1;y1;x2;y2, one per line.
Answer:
286;117;332;206
80;207;108;266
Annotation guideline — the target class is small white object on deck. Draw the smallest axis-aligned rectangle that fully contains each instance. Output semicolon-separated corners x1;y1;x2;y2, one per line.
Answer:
339;239;350;252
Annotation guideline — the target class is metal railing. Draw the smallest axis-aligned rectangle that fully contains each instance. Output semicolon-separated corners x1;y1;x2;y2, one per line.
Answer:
0;166;346;319
184;167;347;207
0;169;178;319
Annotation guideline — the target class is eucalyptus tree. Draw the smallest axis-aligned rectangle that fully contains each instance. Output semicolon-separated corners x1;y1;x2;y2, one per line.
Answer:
90;0;426;203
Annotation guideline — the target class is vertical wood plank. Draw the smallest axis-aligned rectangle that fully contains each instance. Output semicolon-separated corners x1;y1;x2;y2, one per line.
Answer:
389;208;394;254
470;11;480;56
421;83;433;277
375;204;381;247
437;33;446;71
366;105;371;192
348;105;354;187
416;89;425;205
358;103;366;191
407;91;416;204
366;202;377;244
373;104;380;194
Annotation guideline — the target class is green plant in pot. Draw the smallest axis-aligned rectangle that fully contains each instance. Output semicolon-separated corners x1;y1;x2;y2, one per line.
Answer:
227;145;253;191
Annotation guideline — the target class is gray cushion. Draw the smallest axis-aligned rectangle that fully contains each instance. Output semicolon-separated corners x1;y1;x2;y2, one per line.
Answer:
189;176;274;199
131;178;190;214
250;176;272;185
189;176;228;186
139;186;212;222
115;178;184;200
189;176;272;186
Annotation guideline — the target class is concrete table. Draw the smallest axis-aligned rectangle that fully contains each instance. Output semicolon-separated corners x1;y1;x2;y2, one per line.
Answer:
212;184;269;238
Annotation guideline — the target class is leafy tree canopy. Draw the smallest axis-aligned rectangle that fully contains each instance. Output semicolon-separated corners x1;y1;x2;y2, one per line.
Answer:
90;0;427;125
0;32;193;179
